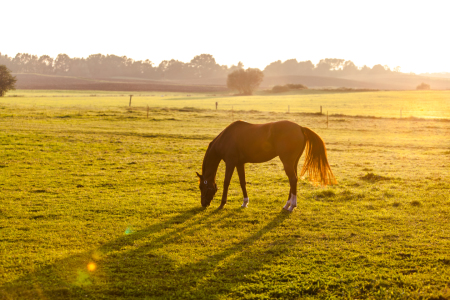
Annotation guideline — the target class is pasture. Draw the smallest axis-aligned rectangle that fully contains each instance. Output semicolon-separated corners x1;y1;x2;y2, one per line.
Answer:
1;90;449;299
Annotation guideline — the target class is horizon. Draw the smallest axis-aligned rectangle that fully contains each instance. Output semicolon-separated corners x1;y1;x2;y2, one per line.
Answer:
2;0;449;74
1;51;441;75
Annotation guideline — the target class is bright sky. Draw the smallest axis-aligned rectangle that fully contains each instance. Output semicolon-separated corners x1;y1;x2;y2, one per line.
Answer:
2;0;449;74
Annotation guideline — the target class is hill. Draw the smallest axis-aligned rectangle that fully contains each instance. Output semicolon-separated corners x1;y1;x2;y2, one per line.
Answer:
13;73;228;93
12;72;450;92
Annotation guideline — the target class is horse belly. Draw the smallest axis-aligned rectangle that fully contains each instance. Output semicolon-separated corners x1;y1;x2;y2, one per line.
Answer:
239;141;277;163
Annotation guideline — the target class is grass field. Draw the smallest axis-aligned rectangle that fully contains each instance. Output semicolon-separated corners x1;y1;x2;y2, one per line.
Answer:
1;90;450;299
5;89;450;119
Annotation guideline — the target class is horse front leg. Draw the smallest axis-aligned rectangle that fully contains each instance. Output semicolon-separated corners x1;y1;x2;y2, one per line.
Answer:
218;163;235;209
236;164;249;208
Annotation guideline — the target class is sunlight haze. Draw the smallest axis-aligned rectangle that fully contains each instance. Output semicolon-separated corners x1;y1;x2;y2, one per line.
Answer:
2;0;449;73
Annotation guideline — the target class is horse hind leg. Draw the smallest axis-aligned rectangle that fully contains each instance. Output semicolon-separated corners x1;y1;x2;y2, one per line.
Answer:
283;196;291;210
286;194;297;212
285;154;302;211
283;188;292;210
282;161;298;212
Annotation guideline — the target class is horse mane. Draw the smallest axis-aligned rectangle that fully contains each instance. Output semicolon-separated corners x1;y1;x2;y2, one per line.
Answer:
201;127;226;176
201;142;213;175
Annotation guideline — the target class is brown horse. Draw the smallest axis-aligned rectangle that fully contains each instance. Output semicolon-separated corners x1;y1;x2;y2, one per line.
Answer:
196;120;336;211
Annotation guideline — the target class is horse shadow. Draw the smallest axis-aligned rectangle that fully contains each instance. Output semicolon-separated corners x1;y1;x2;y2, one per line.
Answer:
0;207;293;299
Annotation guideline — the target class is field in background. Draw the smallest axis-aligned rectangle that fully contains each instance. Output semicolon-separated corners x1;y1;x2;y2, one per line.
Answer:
13;72;450;91
4;89;450;119
1;91;449;299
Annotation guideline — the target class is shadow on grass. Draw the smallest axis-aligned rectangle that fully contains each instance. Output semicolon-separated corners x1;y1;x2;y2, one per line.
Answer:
1;207;292;299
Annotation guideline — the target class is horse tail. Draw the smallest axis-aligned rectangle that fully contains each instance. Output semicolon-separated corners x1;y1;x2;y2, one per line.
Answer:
300;127;337;186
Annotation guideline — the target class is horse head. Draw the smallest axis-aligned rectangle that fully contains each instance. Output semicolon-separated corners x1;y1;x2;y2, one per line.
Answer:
196;172;217;207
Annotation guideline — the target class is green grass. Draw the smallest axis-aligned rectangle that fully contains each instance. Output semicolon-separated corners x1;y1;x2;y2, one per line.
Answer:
0;91;449;299
5;89;450;119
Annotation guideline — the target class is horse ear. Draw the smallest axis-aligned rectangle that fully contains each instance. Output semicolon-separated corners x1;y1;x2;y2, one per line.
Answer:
196;172;202;179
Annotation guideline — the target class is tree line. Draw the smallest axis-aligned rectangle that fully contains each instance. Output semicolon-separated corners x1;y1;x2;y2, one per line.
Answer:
0;52;399;80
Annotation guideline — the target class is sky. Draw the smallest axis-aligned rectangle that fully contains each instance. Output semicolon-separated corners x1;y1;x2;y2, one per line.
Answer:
1;0;449;74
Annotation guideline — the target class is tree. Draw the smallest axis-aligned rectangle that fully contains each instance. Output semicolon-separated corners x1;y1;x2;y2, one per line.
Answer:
189;54;223;78
416;82;430;90
157;59;189;79
341;61;359;76
54;54;72;74
0;65;17;97
228;61;244;73
86;54;104;77
370;64;389;75
263;59;314;76
314;58;345;76
227;68;264;95
38;55;54;74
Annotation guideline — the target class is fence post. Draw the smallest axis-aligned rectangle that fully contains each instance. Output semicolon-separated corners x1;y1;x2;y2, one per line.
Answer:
320;105;322;114
129;95;133;107
216;102;218;110
147;105;149;119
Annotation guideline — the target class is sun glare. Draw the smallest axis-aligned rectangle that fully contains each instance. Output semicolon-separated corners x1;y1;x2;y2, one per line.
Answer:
87;262;97;272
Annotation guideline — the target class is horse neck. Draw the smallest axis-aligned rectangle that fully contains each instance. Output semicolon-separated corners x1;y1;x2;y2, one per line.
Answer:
202;147;221;182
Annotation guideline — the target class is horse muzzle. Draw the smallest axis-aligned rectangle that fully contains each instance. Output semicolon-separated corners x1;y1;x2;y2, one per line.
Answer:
201;197;212;208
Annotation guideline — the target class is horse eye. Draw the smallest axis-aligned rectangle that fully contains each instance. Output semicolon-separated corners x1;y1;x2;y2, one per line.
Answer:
204;180;207;184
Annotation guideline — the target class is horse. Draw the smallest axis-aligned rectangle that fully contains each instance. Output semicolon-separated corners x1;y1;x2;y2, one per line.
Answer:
196;120;337;211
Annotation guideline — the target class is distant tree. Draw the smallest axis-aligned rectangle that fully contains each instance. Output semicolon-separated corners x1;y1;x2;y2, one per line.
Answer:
189;54;223;78
280;59;300;75
314;58;345;76
69;58;90;77
263;59;314;76
341;61;359;76
141;59;157;79
263;60;282;76
227;68;264;95
0;53;14;70
297;60;315;75
370;64;389;75
158;59;189;79
38;55;54;74
12;53;31;72
271;83;308;93
416;82;430;90
286;83;308;90
54;54;72;74
0;65;17;97
228;61;244;73
86;54;105;77
271;85;290;93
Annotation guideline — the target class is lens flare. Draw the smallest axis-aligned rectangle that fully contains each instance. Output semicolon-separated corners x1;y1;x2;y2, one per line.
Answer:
87;262;96;272
124;226;134;235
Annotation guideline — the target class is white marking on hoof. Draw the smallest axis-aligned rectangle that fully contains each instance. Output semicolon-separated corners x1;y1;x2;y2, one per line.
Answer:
287;194;297;212
283;199;291;210
242;198;249;208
